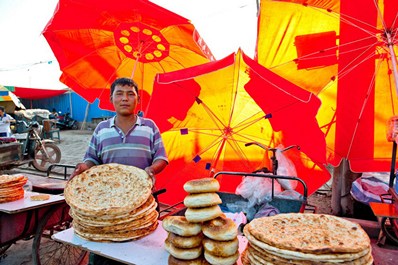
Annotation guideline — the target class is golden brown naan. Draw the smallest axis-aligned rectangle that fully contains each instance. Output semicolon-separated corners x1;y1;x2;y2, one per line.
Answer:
65;163;152;216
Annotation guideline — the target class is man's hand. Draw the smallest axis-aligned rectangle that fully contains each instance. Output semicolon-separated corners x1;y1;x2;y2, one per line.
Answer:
145;167;155;182
69;162;91;180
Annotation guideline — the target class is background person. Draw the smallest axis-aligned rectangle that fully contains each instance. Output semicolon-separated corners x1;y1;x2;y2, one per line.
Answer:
70;77;168;265
0;106;15;137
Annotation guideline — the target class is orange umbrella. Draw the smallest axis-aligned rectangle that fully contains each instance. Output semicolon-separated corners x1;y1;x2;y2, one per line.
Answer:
43;0;213;112
257;0;398;172
146;49;330;205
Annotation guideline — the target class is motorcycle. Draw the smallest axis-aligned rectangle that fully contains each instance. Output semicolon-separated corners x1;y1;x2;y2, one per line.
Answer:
0;121;62;172
56;112;78;130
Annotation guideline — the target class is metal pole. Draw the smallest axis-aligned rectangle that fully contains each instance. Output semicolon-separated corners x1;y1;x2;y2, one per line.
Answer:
386;32;398;96
389;141;397;187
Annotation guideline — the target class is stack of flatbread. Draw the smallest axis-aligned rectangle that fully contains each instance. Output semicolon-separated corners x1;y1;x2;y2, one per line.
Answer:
183;178;223;223
163;178;239;265
0;174;28;203
65;163;158;242
242;213;373;265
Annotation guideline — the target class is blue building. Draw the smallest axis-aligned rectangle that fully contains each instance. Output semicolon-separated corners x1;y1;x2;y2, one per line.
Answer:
20;91;115;125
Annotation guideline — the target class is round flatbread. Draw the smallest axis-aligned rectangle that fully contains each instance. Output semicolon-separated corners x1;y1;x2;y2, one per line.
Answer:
70;195;157;226
184;192;222;208
74;219;158;242
246;213;371;254
183;178;220;194
247;242;373;265
65;163;152;216
0;174;26;186
74;209;159;233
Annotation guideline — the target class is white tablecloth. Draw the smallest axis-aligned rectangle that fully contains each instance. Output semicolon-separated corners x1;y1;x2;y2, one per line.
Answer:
52;221;248;265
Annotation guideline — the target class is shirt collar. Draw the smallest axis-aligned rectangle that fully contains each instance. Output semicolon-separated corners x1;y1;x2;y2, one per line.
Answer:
110;115;141;127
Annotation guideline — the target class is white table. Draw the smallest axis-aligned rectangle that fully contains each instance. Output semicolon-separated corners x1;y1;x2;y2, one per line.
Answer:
0;190;67;253
52;222;248;265
0;191;65;214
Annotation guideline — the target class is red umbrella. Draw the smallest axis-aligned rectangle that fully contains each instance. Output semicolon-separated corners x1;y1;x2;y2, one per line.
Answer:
146;49;330;205
256;0;398;172
43;0;213;112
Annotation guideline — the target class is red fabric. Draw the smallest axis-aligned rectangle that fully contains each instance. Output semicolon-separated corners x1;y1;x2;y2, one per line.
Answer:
12;87;68;100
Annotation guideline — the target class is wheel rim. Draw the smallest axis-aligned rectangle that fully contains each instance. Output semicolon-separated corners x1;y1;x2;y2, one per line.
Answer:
381;217;398;245
33;205;87;265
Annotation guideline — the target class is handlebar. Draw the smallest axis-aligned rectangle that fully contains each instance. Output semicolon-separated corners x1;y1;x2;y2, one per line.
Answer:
245;142;300;153
245;141;300;175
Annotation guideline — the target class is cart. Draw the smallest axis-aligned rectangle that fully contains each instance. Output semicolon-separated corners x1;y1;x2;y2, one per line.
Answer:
0;191;87;264
213;171;308;215
161;171;309;223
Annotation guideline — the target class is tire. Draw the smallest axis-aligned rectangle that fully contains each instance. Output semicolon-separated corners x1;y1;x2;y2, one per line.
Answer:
381;217;398;245
71;122;78;130
0;243;12;258
32;143;62;172
32;204;87;265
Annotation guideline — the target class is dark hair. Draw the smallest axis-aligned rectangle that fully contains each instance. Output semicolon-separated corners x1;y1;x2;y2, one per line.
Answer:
0;106;4;112
110;77;139;97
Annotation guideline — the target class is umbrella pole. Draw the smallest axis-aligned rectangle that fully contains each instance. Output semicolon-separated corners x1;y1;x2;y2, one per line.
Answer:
210;138;227;177
130;45;144;114
386;32;398;95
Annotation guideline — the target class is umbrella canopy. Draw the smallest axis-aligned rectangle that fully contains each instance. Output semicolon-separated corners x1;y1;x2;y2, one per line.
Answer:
0;85;26;112
257;0;398;172
43;0;213;112
146;49;329;204
4;86;68;100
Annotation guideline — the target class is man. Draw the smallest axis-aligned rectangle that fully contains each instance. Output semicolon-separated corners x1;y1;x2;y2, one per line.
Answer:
71;77;168;181
71;77;168;265
0;106;15;137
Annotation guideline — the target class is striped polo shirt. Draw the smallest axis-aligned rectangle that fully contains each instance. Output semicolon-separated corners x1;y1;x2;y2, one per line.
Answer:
84;116;168;169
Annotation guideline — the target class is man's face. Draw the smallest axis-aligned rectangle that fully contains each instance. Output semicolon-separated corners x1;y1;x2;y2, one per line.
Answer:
111;85;139;116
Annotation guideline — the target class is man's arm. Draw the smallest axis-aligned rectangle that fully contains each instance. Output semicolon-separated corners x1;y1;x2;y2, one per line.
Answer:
145;159;168;185
6;114;15;123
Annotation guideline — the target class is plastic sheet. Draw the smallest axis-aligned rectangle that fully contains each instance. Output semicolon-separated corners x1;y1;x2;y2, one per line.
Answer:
350;172;389;205
235;174;282;207
275;146;298;190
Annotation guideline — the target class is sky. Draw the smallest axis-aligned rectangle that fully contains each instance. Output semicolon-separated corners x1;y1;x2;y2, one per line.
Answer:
0;0;258;89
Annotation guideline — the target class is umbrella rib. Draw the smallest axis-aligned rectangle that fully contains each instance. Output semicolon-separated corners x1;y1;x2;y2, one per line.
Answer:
249;63;315;103
226;135;254;169
232;113;268;134
338;42;380;80
227;51;241;128
371;0;392;32
186;129;224;138
155;52;189;69
195;135;224;159
307;4;379;36
346;54;381;157
317;40;380;97
198;97;228;130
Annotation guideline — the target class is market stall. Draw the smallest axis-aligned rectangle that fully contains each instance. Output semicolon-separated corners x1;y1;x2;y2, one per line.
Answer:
0;187;86;264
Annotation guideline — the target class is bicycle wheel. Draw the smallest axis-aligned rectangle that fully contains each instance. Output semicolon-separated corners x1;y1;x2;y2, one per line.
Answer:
0;243;12;259
381;217;398;245
32;204;87;265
